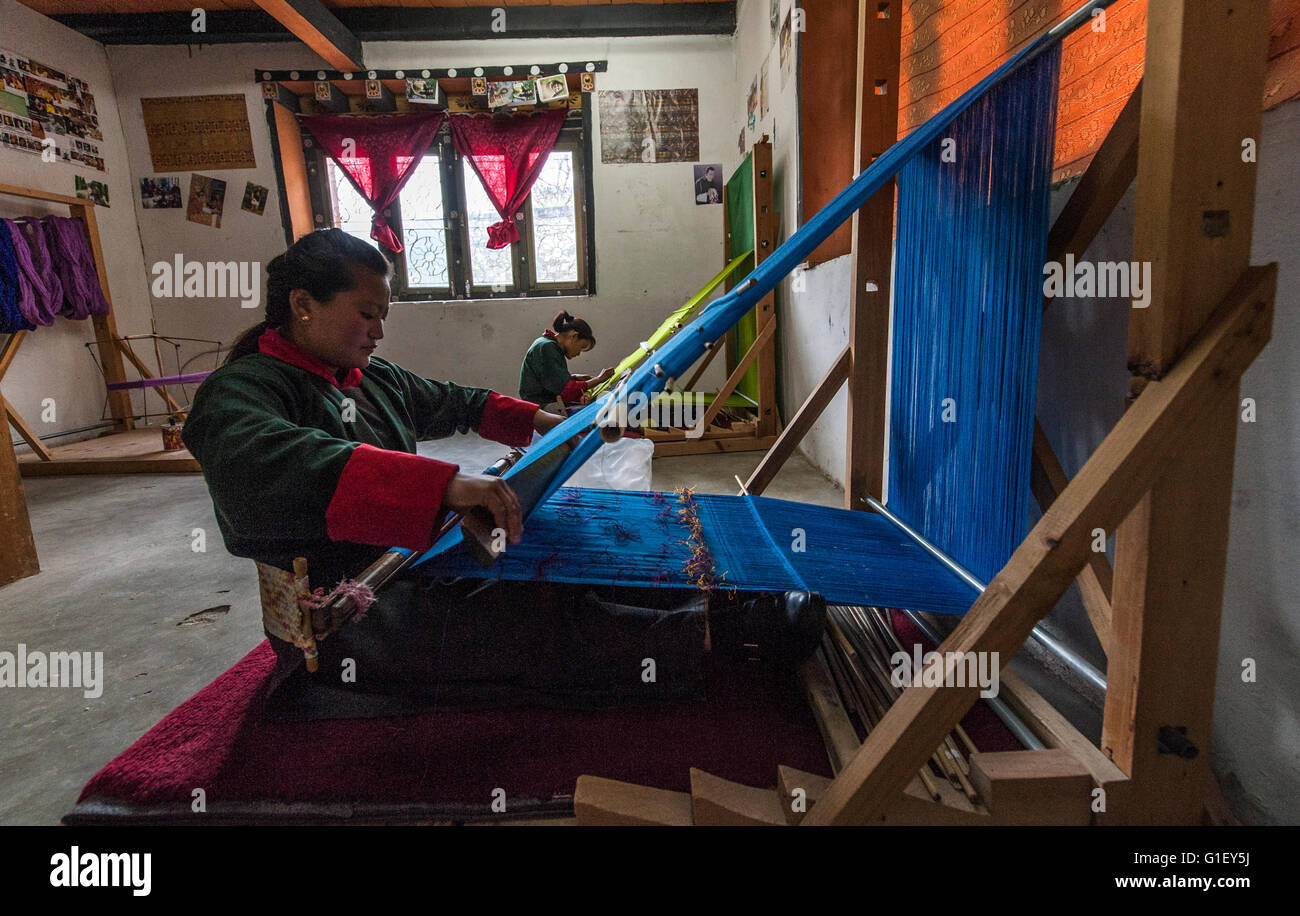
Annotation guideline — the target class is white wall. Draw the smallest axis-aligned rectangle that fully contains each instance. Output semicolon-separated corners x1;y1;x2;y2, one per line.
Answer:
106;35;738;397
106;43;322;379
1212;99;1300;825
732;0;855;483
0;0;154;446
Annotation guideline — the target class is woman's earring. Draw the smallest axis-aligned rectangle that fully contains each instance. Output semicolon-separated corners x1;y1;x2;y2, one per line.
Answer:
300;315;310;321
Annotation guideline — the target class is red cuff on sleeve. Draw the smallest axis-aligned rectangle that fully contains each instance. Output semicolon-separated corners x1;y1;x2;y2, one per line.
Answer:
478;391;539;446
325;444;459;550
560;380;586;403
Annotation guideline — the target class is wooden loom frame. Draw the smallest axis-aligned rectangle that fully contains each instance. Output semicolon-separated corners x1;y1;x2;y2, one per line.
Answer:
575;0;1276;826
0;182;201;478
642;139;783;458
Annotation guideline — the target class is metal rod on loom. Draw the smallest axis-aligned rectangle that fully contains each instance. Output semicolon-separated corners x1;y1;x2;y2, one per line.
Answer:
861;495;1108;695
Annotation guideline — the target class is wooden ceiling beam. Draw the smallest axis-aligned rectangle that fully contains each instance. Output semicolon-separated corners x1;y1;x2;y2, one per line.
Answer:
252;0;363;71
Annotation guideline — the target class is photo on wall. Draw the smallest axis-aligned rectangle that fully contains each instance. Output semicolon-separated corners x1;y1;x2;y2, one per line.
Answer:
487;80;512;110
186;173;226;228
509;80;538;107
694;163;722;205
405;78;440;105
241;181;269;216
597;89;699;163
74;174;109;207
535;74;569;104
140;176;181;209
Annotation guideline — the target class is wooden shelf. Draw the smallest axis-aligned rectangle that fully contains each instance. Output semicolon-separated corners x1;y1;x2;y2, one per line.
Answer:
18;430;200;477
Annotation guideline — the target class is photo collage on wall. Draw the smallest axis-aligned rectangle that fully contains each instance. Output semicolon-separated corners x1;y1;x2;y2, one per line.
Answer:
481;72;578;110
0;48;104;170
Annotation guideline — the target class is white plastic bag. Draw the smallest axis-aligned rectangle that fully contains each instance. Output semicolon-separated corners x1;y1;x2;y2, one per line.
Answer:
561;436;655;491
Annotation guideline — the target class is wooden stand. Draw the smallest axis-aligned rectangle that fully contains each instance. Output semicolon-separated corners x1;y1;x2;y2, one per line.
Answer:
0;183;201;477
644;139;782;458
0;427;38;586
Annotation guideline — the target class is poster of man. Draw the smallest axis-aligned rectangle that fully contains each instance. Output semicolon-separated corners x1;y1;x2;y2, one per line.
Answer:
694;163;722;205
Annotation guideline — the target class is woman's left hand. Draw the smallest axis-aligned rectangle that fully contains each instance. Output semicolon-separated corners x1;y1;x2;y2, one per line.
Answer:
533;409;567;435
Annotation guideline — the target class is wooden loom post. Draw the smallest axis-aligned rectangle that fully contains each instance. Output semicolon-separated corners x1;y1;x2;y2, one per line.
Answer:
750;141;779;438
1100;0;1271;825
66;198;134;432
844;0;900;509
0;419;39;586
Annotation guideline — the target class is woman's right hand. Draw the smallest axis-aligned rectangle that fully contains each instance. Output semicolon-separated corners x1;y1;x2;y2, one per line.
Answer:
442;473;523;545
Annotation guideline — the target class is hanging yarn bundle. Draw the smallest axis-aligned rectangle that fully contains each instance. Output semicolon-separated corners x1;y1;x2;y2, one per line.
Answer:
42;216;111;319
0;218;34;333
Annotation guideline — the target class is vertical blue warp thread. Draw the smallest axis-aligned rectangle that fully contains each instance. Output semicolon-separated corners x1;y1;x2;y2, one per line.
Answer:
888;47;1061;585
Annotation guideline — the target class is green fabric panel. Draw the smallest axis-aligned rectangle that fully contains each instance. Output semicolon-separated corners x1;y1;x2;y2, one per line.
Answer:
726;155;754;258
725;155;758;400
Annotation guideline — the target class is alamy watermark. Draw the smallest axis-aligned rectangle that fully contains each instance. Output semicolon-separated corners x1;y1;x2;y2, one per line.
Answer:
151;255;260;308
0;644;103;698
890;645;1000;698
49;847;150;896
597;391;709;439
1043;253;1151;309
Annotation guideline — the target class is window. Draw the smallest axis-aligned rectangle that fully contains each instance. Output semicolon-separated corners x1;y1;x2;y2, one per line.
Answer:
319;115;592;301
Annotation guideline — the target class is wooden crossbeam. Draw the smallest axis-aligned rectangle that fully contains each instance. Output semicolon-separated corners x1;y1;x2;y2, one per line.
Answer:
745;346;850;496
1024;83;1145;653
1044;81;1143;283
252;0;362;71
700;319;776;431
681;337;724;393
2;394;52;461
1029;422;1114;655
803;265;1275;825
0;331;27;383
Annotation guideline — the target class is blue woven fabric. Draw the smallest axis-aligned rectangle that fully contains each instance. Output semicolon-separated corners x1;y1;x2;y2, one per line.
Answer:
419;489;978;615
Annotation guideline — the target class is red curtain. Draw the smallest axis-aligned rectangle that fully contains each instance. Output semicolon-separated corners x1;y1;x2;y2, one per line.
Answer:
449;108;567;249
298;111;447;253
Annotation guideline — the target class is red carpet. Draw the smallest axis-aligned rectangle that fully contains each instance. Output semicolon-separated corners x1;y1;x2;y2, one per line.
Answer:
68;641;834;823
68;614;1021;824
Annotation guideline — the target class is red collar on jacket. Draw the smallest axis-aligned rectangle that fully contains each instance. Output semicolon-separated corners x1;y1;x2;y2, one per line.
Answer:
543;328;558;340
259;327;364;389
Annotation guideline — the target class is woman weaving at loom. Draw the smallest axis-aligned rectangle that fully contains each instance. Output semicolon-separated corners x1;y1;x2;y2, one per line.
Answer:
518;310;614;410
183;229;825;718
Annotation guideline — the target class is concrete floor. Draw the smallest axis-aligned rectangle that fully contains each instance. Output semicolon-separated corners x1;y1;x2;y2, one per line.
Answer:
0;433;844;825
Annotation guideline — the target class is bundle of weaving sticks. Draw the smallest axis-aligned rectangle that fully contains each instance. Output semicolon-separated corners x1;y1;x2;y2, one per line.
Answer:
820;605;981;804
